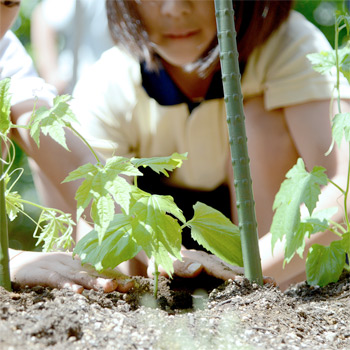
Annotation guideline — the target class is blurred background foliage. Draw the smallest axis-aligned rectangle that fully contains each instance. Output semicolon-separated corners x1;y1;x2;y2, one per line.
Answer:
8;0;349;251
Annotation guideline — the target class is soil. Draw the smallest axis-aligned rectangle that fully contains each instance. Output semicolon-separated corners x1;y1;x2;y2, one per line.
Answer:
0;271;349;350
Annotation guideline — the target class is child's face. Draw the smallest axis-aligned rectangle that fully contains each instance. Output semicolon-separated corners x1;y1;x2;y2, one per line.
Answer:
136;0;217;67
0;0;21;40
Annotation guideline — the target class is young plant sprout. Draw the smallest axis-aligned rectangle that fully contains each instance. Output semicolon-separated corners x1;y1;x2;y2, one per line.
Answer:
0;79;11;291
271;7;350;287
0;78;74;291
0;77;243;296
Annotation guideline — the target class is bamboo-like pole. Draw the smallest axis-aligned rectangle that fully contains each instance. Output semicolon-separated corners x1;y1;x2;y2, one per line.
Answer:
214;0;263;284
0;142;11;291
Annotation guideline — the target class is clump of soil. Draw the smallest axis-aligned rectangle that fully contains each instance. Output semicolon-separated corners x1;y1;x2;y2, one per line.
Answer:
0;271;349;350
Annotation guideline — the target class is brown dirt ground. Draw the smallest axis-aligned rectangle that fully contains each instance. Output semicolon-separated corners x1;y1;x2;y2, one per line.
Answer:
0;270;349;350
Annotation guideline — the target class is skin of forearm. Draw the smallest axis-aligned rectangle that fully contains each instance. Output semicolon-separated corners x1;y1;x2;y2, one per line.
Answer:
30;4;60;82
11;104;97;238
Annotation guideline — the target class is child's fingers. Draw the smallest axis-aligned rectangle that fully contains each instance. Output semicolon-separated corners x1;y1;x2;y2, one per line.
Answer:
172;258;203;278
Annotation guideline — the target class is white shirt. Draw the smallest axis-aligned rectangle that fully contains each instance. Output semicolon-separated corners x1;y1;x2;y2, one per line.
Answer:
0;31;56;106
72;11;350;191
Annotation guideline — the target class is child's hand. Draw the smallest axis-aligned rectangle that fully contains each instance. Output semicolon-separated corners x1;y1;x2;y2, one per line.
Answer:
173;249;245;280
9;250;134;293
149;249;276;285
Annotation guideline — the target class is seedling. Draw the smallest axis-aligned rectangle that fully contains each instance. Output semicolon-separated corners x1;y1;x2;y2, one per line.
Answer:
271;7;350;287
0;77;243;296
0;78;75;290
69;148;243;297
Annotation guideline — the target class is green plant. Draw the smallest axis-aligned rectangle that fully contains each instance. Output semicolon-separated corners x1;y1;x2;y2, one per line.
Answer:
214;0;263;285
271;7;350;287
0;77;243;296
70;149;243;298
0;78;75;290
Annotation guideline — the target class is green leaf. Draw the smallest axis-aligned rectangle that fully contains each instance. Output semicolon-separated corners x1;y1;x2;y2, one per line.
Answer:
105;176;133;214
105;156;142;177
131;152;187;177
29;94;78;150
64;163;99;220
331;113;350;148
307;46;350;84
271;158;328;250
35;210;75;252
0;78;12;136
339;46;350;85
63;163;98;182
130;193;182;257
187;202;243;267
283;208;336;265
75;176;95;220
306;51;336;75
341;232;350;256
306;241;346;287
74;214;141;271
5;191;23;221
91;194;115;243
130;193;183;276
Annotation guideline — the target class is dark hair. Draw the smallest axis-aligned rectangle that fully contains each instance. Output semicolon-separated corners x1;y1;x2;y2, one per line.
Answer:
106;0;293;74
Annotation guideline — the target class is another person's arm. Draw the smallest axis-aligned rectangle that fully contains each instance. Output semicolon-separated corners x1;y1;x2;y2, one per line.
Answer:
31;3;68;94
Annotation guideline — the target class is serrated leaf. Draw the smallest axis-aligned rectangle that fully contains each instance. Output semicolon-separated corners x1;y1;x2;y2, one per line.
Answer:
129;193;182;276
105;156;142;177
307;46;350;84
271;159;328;250
75;177;94;220
5;191;23;221
0;78;12;136
41;119;69;150
187;202;243;267
35;210;75;251
331;113;350;147
131;152;187;177
283;207;336;265
152;243;176;277
339;46;350;85
64;163;99;220
65;161;136;230
63;163;98;183
91;194;115;243
105;176;133;214
130;194;182;258
306;51;336;75
306;241;346;287
29;94;78;150
74;214;141;270
90;171;109;198
29;107;49;147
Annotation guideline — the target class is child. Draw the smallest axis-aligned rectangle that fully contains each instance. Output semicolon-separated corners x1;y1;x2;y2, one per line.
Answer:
67;0;350;290
0;0;132;293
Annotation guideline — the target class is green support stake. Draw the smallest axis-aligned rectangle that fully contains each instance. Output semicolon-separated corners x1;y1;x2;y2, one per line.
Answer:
0;142;11;291
214;0;263;285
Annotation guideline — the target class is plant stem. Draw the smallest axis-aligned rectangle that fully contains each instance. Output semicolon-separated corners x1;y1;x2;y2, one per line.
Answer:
214;0;263;285
334;19;350;232
68;124;102;165
0;142;11;291
153;261;159;298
